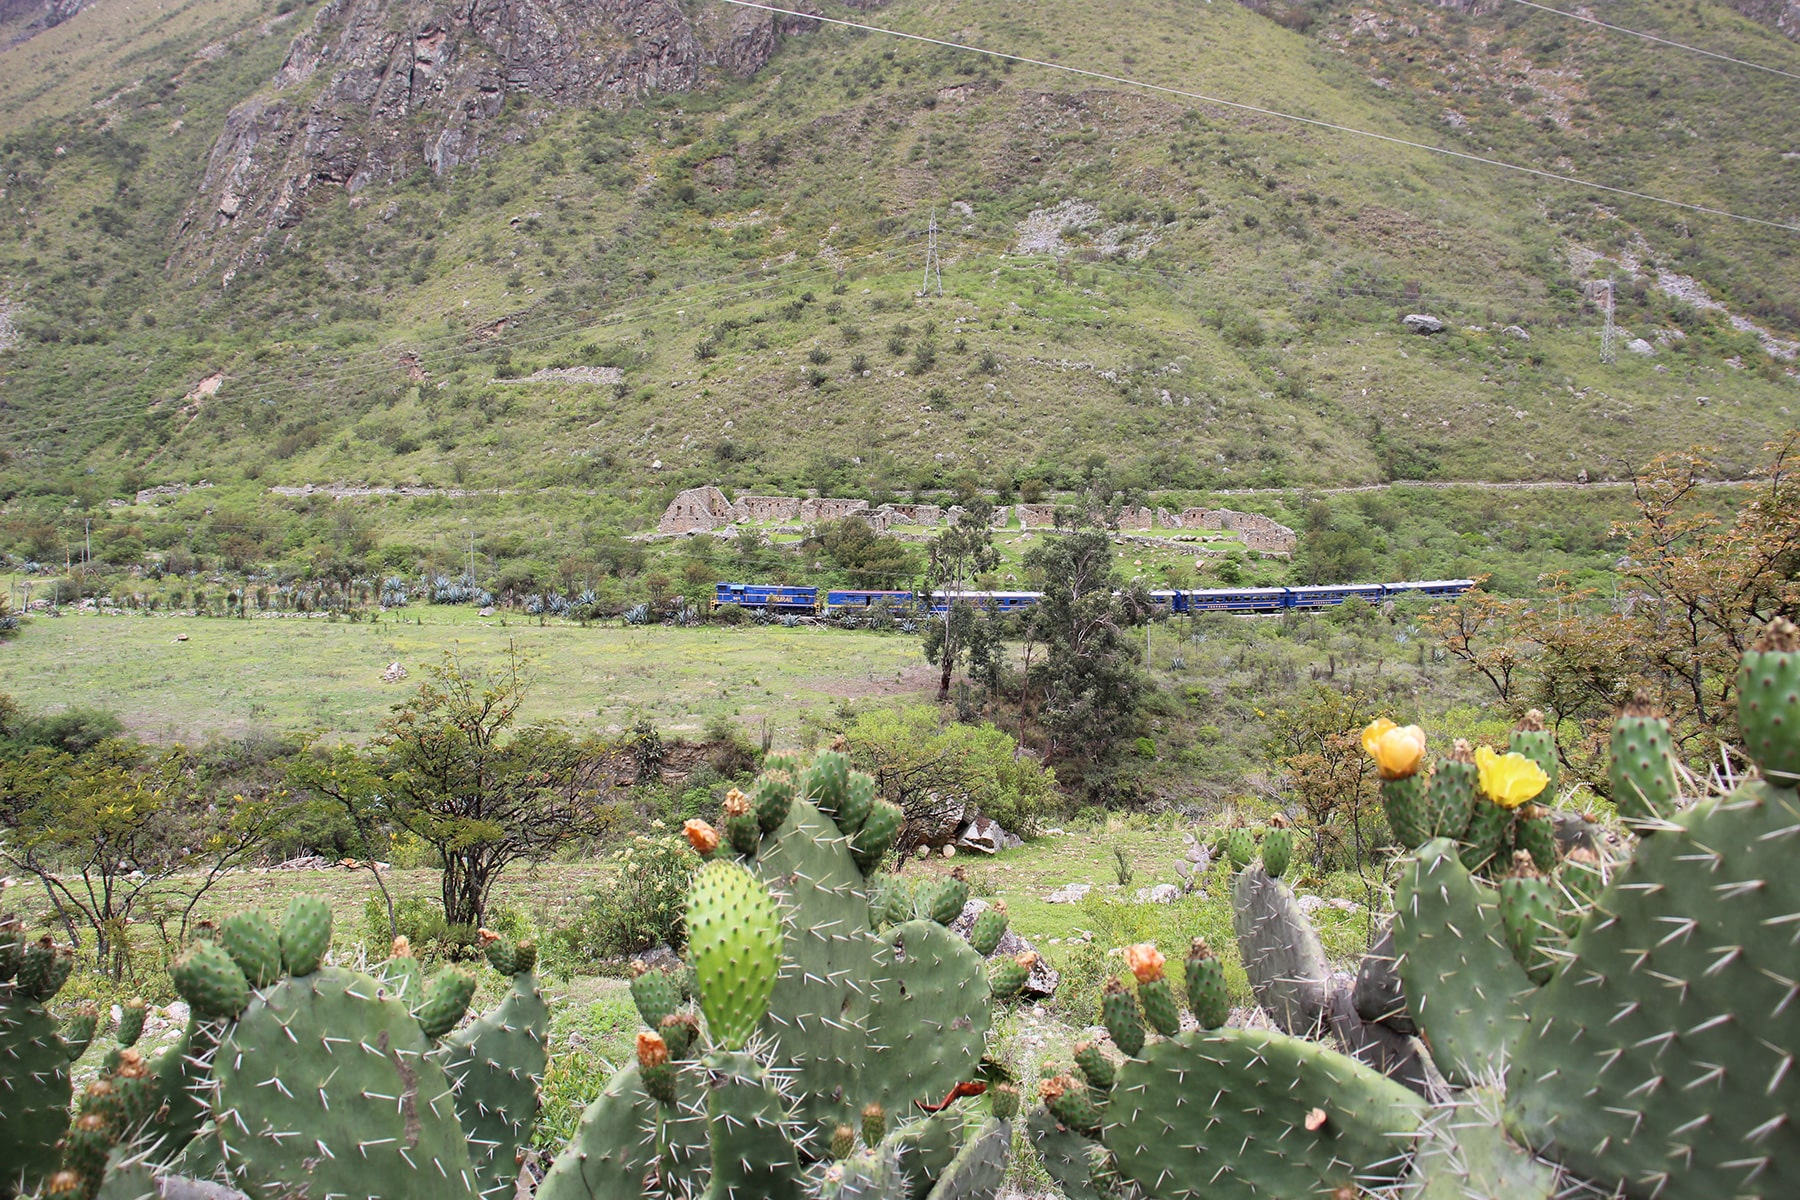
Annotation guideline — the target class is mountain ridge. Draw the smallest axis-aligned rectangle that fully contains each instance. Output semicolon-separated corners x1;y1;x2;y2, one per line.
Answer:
0;0;1795;517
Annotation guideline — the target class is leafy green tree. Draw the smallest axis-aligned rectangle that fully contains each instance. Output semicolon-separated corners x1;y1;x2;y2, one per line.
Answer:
1434;436;1800;791
921;600;1007;704
812;518;918;588
924;500;1000;702
286;743;403;942
1022;528;1150;765
843;705;1056;845
1261;685;1383;877
0;739;293;976
376;649;606;929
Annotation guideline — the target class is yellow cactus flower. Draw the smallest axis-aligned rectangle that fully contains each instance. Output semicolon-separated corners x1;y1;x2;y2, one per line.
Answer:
1361;719;1427;780
1474;745;1549;809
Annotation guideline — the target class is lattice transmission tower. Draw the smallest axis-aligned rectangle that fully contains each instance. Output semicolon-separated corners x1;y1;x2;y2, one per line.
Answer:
1599;279;1618;365
919;207;943;297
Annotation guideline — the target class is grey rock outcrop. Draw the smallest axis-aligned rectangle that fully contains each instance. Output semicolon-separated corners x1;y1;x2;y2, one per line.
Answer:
1402;313;1446;334
1;0;88;46
949;899;1058;997
1728;0;1800;39
175;0;817;278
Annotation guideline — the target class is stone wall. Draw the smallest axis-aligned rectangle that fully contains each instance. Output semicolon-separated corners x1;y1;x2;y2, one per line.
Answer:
799;497;870;523
658;485;733;534
1197;508;1297;553
1116;505;1154;530
730;495;802;523
884;503;942;525
653;489;1296;552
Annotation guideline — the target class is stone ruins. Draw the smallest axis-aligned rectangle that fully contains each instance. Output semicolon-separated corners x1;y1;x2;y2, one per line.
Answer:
657;487;1297;552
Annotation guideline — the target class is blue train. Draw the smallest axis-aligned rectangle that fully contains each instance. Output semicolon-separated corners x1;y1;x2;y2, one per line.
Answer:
715;579;1475;615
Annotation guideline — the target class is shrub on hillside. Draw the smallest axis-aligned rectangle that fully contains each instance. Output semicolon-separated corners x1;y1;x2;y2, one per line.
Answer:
550;834;696;967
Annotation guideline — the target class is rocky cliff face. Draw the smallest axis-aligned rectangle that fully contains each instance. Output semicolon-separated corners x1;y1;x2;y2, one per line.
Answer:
1728;0;1800;38
2;0;89;46
174;0;816;281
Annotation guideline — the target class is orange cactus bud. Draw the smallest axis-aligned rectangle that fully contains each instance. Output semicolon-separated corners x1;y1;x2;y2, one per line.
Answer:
636;1030;670;1068
683;819;721;855
723;788;751;817
1122;943;1165;985
1015;951;1039;971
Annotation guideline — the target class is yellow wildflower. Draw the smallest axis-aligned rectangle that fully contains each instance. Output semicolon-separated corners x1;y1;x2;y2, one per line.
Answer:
1474;745;1548;809
1361;719;1427;780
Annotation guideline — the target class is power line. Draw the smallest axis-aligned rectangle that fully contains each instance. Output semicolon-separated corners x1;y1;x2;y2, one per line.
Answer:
1502;0;1800;82
716;0;1800;235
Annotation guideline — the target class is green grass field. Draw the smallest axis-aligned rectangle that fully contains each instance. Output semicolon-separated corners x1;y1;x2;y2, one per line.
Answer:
0;609;930;743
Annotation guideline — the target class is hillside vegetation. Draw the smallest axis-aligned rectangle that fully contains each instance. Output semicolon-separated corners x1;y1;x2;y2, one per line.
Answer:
0;0;1795;526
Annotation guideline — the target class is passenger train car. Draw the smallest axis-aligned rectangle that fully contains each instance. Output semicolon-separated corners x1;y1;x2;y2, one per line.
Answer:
713;579;1476;615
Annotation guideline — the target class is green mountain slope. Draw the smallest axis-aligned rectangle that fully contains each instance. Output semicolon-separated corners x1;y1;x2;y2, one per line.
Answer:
0;0;1795;516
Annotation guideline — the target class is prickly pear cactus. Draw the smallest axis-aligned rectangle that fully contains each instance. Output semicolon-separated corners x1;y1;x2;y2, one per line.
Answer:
169;903;481;1200
539;746;1007;1199
1739;616;1800;783
1393;838;1532;1088
723;750;993;1142
1506;775;1800;1197
1608;691;1681;824
1105;1028;1427;1198
1;918;78;1198
1230;863;1331;1036
686;859;782;1050
445;933;549;1199
923;1115;1009;1200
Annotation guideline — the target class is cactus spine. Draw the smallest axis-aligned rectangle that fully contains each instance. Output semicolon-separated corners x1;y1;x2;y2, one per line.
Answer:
1;922;78;1197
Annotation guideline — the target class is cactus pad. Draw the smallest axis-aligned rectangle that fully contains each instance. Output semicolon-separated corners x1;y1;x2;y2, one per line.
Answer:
278;895;331;976
1231;863;1331;1036
1259;826;1292;877
1738;617;1800;782
702;1049;803;1200
1424;746;1479;841
210;964;479;1199
1224;828;1254;870
169;941;250;1021
1026;1107;1109;1200
687;859;782;1050
216;912;283;991
1101;981;1145;1058
1182;940;1229;1030
1393;838;1532;1088
445;964;548;1199
1381;773;1431;850
1608;694;1680;824
0;940;76;1195
968;906;1007;958
865;920;992;1120
923;1115;1009;1200
1506;780;1800;1197
1105;1028;1426;1199
532;1063;666;1200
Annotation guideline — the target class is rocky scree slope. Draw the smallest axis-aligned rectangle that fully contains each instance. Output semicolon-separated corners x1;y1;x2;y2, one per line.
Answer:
174;0;817;277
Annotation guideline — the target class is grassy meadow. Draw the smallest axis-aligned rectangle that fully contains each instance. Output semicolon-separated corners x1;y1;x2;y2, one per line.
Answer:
0;606;929;743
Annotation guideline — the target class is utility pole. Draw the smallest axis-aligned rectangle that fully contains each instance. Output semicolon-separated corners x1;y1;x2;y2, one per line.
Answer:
1599;279;1618;365
919;207;943;298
